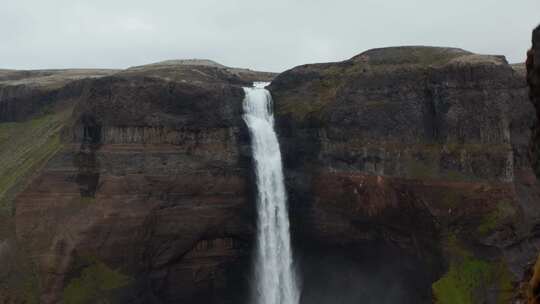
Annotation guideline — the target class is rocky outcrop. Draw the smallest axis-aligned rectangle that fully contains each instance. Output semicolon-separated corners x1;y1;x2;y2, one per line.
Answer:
518;24;540;304
270;46;538;303
529;27;540;177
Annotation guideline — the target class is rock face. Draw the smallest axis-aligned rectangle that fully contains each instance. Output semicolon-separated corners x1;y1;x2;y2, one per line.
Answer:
0;62;275;303
529;27;540;177
521;24;540;304
270;46;539;303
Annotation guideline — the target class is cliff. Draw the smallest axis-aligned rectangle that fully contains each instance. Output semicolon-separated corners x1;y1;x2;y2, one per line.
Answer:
0;47;538;304
0;62;272;303
520;24;540;304
270;46;538;303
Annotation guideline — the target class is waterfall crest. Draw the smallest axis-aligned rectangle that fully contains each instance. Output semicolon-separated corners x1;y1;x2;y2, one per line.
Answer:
243;82;300;304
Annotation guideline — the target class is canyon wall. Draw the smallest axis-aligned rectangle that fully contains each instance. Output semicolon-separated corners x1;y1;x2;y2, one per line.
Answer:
270;46;539;303
1;45;539;304
0;63;271;304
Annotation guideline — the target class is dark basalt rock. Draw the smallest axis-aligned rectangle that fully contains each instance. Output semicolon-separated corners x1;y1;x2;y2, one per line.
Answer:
518;24;540;304
14;73;257;303
0;62;270;304
529;26;540;177
271;46;539;303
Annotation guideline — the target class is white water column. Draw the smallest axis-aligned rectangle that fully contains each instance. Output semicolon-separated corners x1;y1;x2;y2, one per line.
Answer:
243;82;300;304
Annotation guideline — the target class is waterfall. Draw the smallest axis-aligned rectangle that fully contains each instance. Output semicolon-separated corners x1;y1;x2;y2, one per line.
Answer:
243;82;300;304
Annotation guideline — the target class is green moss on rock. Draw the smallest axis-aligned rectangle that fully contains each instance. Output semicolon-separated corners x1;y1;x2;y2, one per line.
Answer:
0;109;71;216
63;259;131;304
276;78;339;122
433;257;492;304
477;199;516;236
433;235;515;304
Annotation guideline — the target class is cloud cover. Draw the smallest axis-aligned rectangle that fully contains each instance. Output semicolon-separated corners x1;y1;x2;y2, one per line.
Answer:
1;0;539;72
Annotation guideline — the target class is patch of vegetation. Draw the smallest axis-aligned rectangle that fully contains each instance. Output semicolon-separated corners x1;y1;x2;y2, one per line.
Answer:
79;197;96;205
433;235;515;304
433;257;492;304
0;108;71;216
63;259;131;304
494;263;514;304
365;47;468;67
406;151;439;180
276;78;341;122
477;199;516;236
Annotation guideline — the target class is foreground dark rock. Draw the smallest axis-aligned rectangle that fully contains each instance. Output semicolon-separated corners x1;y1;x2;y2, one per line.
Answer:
519;24;540;304
270;46;539;303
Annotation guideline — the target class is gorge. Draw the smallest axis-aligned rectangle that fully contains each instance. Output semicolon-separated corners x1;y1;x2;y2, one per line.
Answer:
0;28;540;304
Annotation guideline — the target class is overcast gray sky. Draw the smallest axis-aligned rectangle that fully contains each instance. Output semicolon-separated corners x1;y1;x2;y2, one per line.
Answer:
1;0;539;72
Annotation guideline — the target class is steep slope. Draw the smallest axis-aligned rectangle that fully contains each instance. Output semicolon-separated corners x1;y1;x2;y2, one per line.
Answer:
0;68;118;303
270;46;538;304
